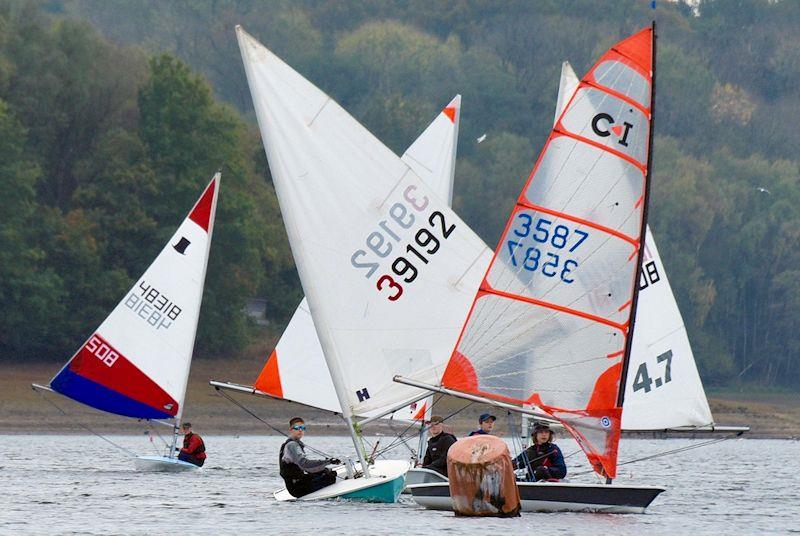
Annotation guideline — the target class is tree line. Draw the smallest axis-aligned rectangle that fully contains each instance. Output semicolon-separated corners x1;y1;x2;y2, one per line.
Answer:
2;0;798;387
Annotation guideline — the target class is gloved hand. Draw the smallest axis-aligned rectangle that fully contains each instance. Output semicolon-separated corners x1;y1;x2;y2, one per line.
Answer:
533;466;552;481
328;458;342;465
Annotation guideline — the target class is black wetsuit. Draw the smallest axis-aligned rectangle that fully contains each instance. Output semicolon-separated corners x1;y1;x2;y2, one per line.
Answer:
422;432;457;476
279;438;336;498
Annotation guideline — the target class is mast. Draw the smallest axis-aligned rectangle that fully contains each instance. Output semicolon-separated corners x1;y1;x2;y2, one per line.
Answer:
616;21;657;411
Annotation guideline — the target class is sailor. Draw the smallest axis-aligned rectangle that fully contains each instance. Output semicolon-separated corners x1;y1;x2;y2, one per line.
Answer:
468;413;497;436
421;415;457;476
512;421;566;481
279;417;341;498
177;422;207;467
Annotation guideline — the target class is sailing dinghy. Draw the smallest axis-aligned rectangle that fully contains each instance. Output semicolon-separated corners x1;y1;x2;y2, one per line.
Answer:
399;25;668;513
236;25;493;502
209;95;466;426
34;174;220;472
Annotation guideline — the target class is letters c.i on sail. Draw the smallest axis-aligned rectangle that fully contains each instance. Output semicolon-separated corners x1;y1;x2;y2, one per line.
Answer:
49;174;220;420
236;26;490;427
439;26;655;479
253;97;462;421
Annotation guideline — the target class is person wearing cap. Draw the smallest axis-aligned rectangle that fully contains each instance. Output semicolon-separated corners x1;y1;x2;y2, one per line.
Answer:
421;415;457;476
512;421;567;481
468;413;497;436
279;417;341;498
177;422;206;467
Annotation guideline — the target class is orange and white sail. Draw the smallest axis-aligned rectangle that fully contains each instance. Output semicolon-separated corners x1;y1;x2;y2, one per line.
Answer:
435;27;655;479
254;97;462;421
553;61;712;431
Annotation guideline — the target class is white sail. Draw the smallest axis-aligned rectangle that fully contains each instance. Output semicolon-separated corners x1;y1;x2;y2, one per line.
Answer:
254;97;462;421
622;227;713;429
236;26;491;434
554;61;713;431
49;175;220;420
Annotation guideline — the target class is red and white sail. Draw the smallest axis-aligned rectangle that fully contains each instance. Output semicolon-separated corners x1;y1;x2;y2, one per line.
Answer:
254;97;462;421
436;27;655;478
237;27;490;428
50;174;220;420
554;61;712;431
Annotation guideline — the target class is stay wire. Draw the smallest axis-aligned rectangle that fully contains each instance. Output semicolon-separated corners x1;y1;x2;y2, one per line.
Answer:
33;386;136;457
569;432;743;478
214;387;334;459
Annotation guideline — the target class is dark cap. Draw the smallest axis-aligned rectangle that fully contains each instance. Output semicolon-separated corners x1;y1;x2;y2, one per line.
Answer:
479;413;497;424
532;421;551;433
181;422;192;429
428;415;444;424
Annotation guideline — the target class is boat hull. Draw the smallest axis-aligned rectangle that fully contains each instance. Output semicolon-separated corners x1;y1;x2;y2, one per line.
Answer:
408;481;665;514
273;459;410;503
134;455;201;472
402;467;449;493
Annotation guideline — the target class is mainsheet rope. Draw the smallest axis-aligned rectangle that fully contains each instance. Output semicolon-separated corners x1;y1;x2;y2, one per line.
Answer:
33;386;137;457
214;386;335;459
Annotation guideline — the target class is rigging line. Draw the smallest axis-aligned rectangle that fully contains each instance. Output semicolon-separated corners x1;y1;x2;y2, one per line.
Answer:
367;394;446;459
33;387;136;457
569;432;743;477
214;387;334;459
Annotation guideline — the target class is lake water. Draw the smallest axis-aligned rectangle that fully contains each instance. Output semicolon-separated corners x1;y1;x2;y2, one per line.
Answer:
2;435;798;535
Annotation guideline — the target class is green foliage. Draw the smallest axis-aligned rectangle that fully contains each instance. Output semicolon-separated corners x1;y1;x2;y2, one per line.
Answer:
2;0;799;389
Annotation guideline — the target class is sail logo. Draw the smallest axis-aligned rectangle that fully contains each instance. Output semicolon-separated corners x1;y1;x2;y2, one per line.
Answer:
591;112;634;147
600;416;611;428
356;387;371;402
83;334;120;367
173;237;191;255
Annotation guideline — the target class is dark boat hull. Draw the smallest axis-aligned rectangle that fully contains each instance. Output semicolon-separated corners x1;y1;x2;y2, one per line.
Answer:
408;481;665;514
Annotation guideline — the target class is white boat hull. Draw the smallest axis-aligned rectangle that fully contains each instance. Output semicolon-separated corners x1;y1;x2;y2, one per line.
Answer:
134;455;202;472
274;459;410;503
402;467;448;493
407;481;665;514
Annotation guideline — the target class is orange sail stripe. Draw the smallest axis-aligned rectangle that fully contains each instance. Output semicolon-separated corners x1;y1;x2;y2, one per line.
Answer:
611;27;653;74
253;349;283;398
443;106;457;123
580;79;651;117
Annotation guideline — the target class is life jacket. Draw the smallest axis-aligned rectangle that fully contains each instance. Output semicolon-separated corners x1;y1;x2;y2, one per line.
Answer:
279;438;306;484
183;433;207;459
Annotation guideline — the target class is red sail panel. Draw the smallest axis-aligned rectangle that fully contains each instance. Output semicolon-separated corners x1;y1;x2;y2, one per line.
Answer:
441;26;654;479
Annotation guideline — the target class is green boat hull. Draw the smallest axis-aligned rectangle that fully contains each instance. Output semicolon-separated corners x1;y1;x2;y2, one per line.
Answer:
341;474;406;503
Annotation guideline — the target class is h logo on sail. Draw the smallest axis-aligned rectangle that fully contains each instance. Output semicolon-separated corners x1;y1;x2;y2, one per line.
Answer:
173;237;191;255
355;388;371;402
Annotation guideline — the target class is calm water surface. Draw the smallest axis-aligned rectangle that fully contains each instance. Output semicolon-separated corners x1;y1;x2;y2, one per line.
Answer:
2;435;798;535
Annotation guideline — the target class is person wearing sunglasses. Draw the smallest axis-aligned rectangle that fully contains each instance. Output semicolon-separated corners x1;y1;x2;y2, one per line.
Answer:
279;417;341;497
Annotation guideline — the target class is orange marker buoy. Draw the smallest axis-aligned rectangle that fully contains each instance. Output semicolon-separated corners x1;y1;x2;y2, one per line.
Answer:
447;435;520;517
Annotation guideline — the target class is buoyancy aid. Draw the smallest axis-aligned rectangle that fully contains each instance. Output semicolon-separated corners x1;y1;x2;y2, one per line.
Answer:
182;433;207;459
279;438;305;483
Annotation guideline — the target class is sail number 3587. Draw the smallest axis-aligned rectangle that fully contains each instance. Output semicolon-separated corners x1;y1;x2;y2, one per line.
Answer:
351;185;454;301
506;213;589;284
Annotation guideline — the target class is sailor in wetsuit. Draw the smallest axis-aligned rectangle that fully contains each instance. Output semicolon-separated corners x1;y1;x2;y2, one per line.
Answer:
177;422;207;467
279;417;341;498
512;421;567;481
421;415;457;476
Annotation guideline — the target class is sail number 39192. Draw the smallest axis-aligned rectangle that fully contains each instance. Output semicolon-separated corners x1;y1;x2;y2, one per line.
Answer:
351;185;454;301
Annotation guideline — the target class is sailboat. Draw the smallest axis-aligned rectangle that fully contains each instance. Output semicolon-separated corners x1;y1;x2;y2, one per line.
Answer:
398;25;669;513
236;25;493;502
33;173;220;472
209;94;466;428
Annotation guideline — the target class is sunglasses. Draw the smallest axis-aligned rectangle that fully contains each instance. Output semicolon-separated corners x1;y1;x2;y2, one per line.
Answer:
291;425;306;431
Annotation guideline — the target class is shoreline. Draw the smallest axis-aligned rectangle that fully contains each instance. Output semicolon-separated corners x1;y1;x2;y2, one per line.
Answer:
2;360;797;439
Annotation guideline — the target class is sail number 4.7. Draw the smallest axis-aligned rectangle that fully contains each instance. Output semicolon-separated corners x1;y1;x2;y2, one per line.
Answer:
506;213;588;283
350;185;454;301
